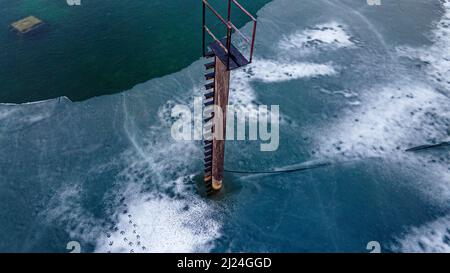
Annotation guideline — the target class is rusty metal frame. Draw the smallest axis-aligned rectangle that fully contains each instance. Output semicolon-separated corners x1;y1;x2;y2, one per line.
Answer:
202;0;257;69
231;0;257;62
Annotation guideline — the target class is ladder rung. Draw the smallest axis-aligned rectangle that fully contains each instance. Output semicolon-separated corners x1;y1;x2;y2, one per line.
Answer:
205;155;212;161
204;91;214;100
204;112;214;120
205;166;212;172
205;150;212;156
204;175;212;182
205;51;215;58
204;121;213;130
204;117;213;123
205;82;214;90
203;105;213;114
205;162;212;168
204;100;214;107
205;62;215;70
205;72;215;80
204;134;213;141
205;50;214;58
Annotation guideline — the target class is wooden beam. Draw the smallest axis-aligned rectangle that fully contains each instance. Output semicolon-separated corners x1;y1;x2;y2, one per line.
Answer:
211;56;230;191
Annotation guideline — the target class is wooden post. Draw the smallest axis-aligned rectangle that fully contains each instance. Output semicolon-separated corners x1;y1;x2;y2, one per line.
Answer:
211;56;230;191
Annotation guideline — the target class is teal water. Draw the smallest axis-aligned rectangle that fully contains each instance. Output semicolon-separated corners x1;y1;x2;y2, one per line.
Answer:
0;0;449;253
0;0;269;103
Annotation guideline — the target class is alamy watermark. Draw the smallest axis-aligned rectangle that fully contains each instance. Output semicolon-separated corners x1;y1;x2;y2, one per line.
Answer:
170;97;280;152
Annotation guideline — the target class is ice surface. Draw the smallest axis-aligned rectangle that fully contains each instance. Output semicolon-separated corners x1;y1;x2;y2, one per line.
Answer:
0;0;449;252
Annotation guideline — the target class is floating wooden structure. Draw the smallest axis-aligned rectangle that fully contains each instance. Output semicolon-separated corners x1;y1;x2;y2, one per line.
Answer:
11;16;44;34
202;0;257;196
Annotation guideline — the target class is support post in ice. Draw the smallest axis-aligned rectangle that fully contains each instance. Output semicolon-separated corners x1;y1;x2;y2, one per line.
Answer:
211;55;230;192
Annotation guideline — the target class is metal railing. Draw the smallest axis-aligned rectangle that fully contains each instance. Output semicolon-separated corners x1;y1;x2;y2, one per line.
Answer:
202;0;257;70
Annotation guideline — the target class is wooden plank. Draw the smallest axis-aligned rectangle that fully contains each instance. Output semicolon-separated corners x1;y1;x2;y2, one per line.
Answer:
209;38;249;70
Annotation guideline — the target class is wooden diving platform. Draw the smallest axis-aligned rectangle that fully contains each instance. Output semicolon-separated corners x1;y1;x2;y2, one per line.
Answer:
11;16;44;34
209;38;250;71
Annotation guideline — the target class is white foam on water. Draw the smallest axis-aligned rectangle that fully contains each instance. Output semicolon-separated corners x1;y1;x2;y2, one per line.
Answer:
321;0;391;57
391;215;450;253
319;88;359;99
45;166;221;253
45;119;220;253
314;79;450;204
95;192;221;253
316;83;450;158
247;59;337;83
278;22;355;54
308;3;450;249
229;59;337;118
397;0;450;93
97;111;220;253
87;84;222;253
312;77;450;252
322;0;450;252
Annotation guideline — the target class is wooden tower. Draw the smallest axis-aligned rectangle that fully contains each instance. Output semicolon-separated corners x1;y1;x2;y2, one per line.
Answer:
201;0;257;196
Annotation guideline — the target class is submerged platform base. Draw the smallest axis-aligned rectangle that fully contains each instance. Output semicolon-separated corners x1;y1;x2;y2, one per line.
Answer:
11;16;44;34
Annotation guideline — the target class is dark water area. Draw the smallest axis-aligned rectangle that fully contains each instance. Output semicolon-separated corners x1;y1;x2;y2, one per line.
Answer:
0;0;269;103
